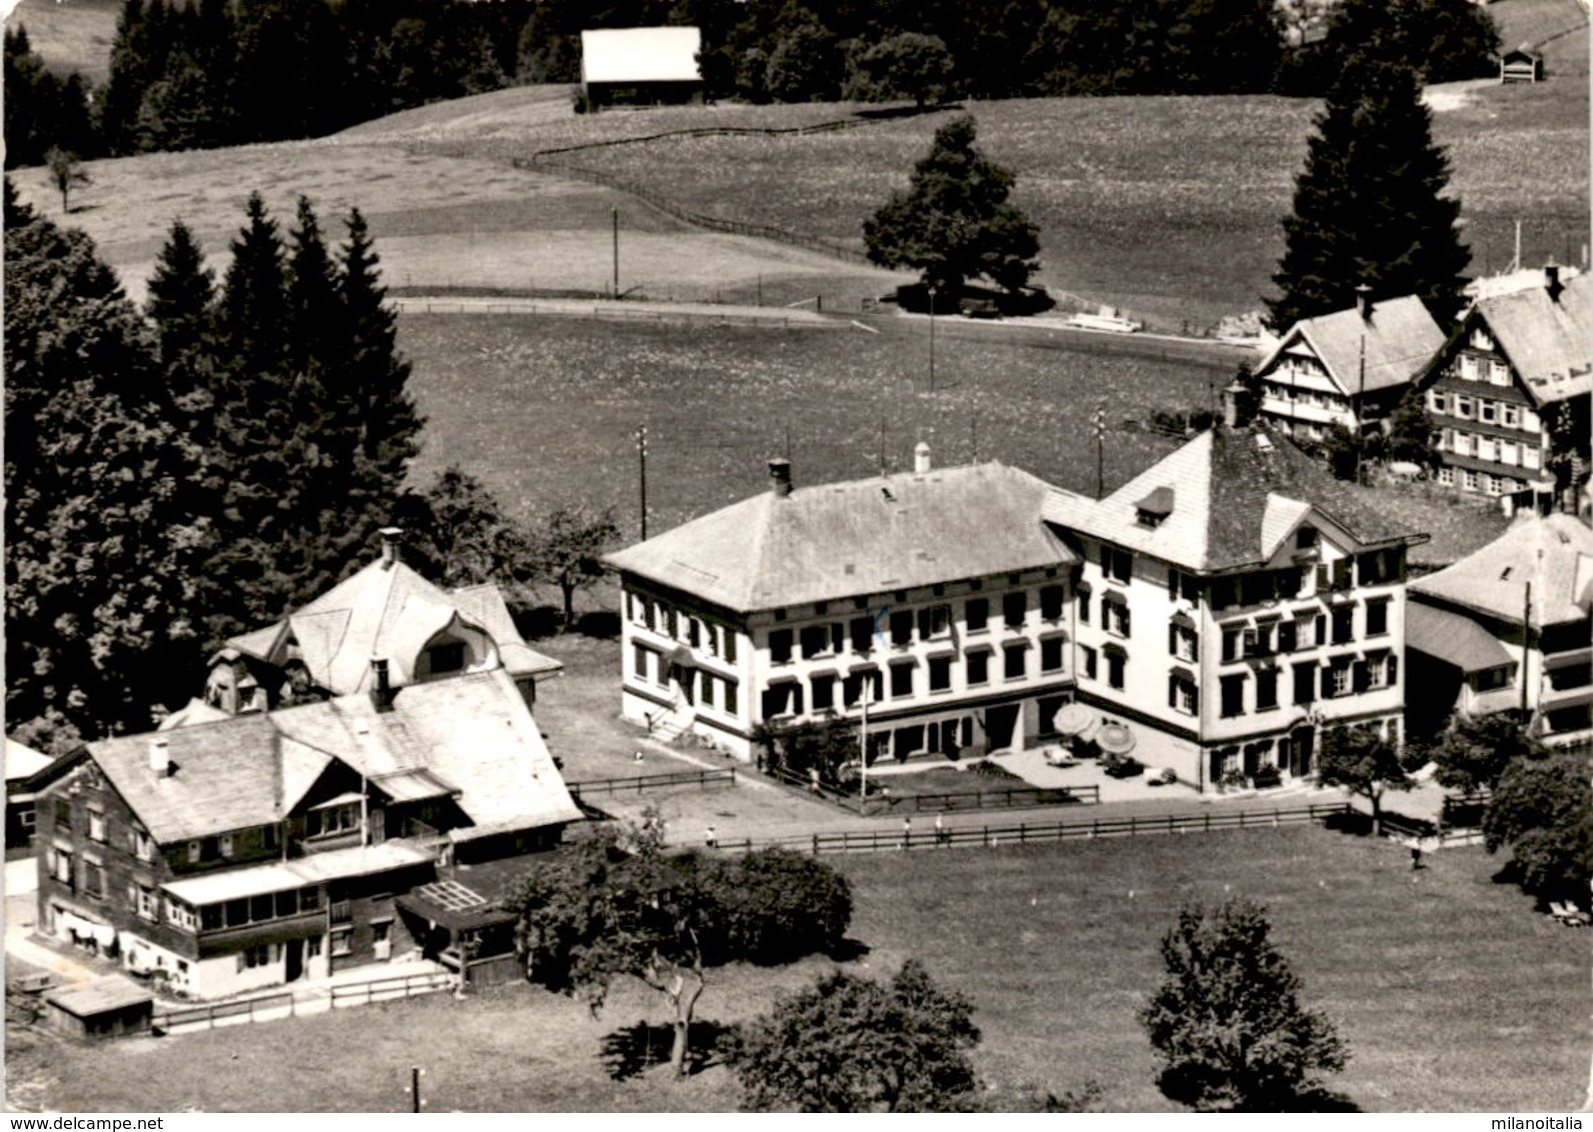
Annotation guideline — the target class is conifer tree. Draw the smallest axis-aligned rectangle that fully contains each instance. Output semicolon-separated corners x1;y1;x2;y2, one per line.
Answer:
1267;60;1469;330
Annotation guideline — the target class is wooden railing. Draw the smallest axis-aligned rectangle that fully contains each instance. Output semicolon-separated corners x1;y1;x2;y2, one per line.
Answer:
889;783;1100;812
568;767;737;798
152;990;296;1033
329;971;454;1008
149;971;454;1035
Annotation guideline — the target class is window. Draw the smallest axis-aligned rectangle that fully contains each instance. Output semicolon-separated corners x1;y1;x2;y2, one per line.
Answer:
890;663;914;698
1077;589;1091;625
1500;441;1519;466
1040;585;1066;621
81;858;104;899
811;675;835;711
1220;674;1245;717
965;597;989;632
1438;466;1455;485
724;681;739;716
1524;446;1541;470
54;799;71;832
1368;653;1398;689
919;605;952;639
666;607;679;637
306;802;360;840
168;900;197;932
643;599;657;631
1168;674;1198;715
1331;606;1353;644
86;809;105;843
429;641;466;674
966;650;990;686
1222;628;1241;663
1278;620;1298;653
850;616;874;653
1491;359;1510;385
1455;395;1473;419
725;632;737;664
1105;649;1125;690
275;889;300;919
1366;599;1389;637
1326;660;1353;698
1463;469;1479;491
769;628;793;664
331;928;353;957
1004;645;1027;680
1003;591;1027;629
131;827;155;863
762;682;803;717
844;670;882;706
1502;403;1520;427
633;644;650;683
1169;623;1198;662
240;944;273;970
800;625;831;659
1293;662;1317;704
1041;637;1065;673
137;884;158;921
1103;546;1133;584
1474;665;1513;692
1255;670;1279;711
1105;597;1131;638
1081;646;1098;681
884;611;910;648
929;656;953;692
1429;391;1448;414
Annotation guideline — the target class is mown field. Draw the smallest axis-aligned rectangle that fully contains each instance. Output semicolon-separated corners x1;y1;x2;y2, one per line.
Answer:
8;825;1584;1112
398;311;1510;566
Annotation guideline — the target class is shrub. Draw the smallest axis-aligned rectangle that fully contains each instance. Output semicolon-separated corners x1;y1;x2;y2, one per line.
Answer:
696;848;853;966
1252;765;1282;790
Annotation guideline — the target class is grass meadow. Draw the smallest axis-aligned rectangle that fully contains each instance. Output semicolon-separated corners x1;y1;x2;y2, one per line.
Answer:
8;825;1585;1112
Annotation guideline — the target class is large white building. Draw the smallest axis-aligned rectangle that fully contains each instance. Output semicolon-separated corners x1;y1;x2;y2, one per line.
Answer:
605;452;1079;763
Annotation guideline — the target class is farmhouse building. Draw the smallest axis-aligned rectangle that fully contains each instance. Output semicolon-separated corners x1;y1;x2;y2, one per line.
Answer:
1405;513;1593;746
580;27;702;108
1043;399;1426;789
6;737;78;850
1255;292;1445;444
605;453;1079;763
1418;269;1590;507
199;528;561;718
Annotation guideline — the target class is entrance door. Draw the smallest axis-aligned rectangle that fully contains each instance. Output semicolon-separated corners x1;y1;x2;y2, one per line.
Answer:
985;705;1020;752
1289;726;1315;777
285;937;304;982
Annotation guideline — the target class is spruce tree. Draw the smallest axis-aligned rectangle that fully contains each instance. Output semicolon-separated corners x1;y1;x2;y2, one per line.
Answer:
1267;59;1470;330
146;217;215;365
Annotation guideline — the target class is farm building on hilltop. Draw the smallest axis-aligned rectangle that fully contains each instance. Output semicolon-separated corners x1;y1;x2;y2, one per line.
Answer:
580;27;702;108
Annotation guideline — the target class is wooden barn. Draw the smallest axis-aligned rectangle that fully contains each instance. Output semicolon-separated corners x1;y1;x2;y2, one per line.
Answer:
580;27;702;109
1499;46;1545;83
44;976;152;1041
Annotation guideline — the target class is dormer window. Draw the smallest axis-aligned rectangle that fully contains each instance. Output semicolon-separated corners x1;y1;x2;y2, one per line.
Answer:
429;641;466;674
1134;486;1174;530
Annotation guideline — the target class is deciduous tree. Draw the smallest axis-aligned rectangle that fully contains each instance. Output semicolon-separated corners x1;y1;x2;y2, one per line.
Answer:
44;147;91;213
729;958;982;1112
1268;60;1470;330
1140;899;1347;1110
1316;723;1419;835
532;503;621;628
863;115;1040;300
1483;752;1592;903
849;33;955;108
1429;710;1545;795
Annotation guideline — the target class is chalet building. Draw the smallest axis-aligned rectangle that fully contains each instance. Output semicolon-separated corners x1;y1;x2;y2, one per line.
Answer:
35;670;582;999
198;528;561;719
604;451;1079;763
1406;513;1593;746
6;738;78;851
1042;397;1427;790
1255;292;1445;444
35;531;582;1000
1418;269;1590;506
580;27;703;108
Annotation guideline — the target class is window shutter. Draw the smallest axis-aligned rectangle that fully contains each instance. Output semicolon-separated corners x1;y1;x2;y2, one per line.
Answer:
1279;621;1297;653
1320;666;1333;698
1168;569;1179;598
1353;661;1370;693
1168;625;1178;655
1386;655;1398;685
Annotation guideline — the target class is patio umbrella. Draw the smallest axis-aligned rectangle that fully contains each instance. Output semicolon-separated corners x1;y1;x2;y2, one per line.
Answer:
1095;722;1136;756
1052;702;1100;740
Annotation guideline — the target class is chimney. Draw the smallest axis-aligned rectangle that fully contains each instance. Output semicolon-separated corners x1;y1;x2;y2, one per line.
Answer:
1354;283;1373;322
914;441;931;474
149;737;171;777
1545;261;1563;304
768;458;792;499
1222;380;1257;429
371;657;396;713
379;527;403;568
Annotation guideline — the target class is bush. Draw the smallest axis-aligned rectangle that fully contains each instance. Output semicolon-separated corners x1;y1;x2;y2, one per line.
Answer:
694;848;853;966
1252;765;1282;790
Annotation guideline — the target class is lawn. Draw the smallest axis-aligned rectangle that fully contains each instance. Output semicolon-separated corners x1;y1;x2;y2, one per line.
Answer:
9;826;1584;1111
7;0;121;86
397;311;1510;566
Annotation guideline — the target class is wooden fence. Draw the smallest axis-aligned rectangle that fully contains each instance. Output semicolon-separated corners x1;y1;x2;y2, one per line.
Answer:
569;767;737;799
150;971;453;1035
329;971;455;1008
720;801;1355;856
390;297;842;327
891;783;1101;812
152;990;297;1033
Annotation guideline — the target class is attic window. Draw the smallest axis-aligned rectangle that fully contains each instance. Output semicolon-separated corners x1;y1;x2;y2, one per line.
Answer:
1134;486;1174;529
430;642;466;674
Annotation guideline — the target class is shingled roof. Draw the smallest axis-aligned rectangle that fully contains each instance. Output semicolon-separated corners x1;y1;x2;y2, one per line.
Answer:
1470;273;1591;407
1259;294;1446;396
90;670;582;846
1043;423;1428;572
604;462;1075;612
225;550;560;694
1410;513;1593;627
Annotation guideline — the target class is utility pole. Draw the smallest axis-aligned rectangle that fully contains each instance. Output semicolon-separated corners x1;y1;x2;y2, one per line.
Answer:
612;207;620;298
1354;283;1369;485
1094;403;1106;499
1521;578;1532;716
635;424;648;541
970;419;978;464
927;286;938;394
411;1066;422;1113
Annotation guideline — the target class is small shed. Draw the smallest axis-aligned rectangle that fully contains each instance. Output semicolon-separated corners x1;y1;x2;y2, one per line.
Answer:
44;976;153;1041
1499;46;1544;84
580;27;702;109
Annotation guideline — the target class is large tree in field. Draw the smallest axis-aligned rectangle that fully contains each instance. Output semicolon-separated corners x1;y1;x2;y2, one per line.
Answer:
1141;899;1347;1111
532;504;621;629
1268;59;1469;330
1428;711;1546;795
863;115;1041;300
1483;752;1592;903
1317;0;1499;88
730;959;982;1112
1316;723;1420;836
4;182;212;745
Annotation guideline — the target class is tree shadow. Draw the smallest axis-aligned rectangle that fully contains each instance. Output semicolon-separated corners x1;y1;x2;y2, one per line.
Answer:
827;936;872;963
1321;809;1373;837
512;604;562;640
598;1018;735;1080
575;610;620;639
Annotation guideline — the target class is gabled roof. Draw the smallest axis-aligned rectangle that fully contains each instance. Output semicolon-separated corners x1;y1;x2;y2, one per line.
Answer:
604;462;1075;612
581;26;702;84
1410;513;1593;627
225;553;560;694
1043;423;1427;573
1258;295;1446;396
90;670;582;846
1469;273;1591;407
5;738;55;783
